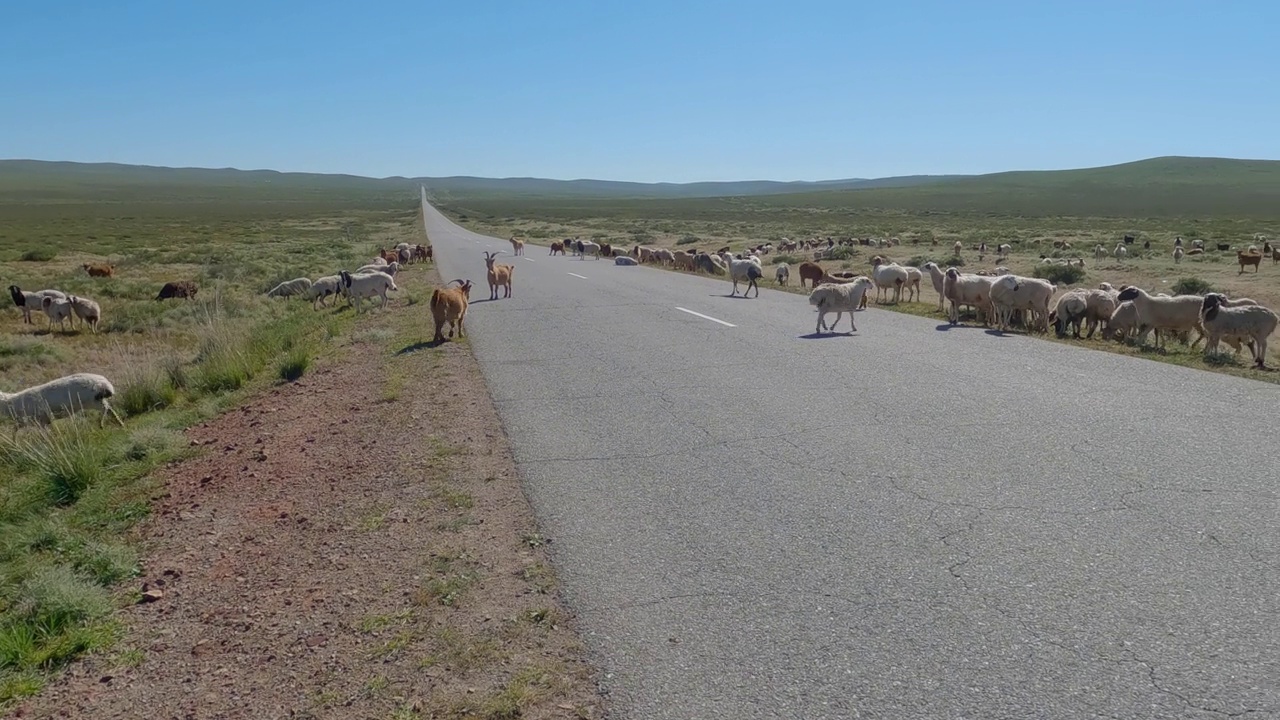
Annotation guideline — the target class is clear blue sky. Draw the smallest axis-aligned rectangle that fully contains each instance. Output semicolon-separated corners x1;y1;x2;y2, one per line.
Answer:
3;0;1277;183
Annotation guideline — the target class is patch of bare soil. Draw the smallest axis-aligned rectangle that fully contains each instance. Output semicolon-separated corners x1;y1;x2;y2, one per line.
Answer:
15;278;604;719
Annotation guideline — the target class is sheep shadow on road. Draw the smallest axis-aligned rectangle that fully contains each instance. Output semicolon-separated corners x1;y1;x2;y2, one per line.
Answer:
934;323;1006;334
799;332;857;339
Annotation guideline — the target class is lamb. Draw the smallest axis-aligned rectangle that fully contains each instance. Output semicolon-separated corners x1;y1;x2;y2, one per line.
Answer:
155;281;198;301
0;372;125;432
870;256;909;304
808;277;875;334
902;266;923;302
1173;247;1184;264
306;274;345;309
9;286;66;325
266;277;314;298
41;296;74;332
66;295;101;334
83;263;116;278
1115;286;1205;349
797;261;825;289
775;263;790;286
429;279;473;343
338;270;397;313
921;262;947;311
1051;291;1089;338
1237;249;1263;274
725;255;764;298
942;269;996;326
1106;301;1141;341
1199;293;1278;368
483;251;515;300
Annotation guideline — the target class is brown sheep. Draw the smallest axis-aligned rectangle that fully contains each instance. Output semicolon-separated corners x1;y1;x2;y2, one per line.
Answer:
430;279;473;343
797;261;826;289
156;281;198;300
1238;249;1263;274
83;263;115;278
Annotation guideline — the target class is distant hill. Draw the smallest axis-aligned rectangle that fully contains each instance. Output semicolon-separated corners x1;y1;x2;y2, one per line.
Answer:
754;157;1280;218
413;174;967;199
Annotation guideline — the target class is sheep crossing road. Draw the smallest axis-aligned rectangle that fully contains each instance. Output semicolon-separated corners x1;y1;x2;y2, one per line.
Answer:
421;194;1279;720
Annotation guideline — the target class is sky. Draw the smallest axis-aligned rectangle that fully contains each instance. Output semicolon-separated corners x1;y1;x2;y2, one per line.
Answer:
3;0;1278;183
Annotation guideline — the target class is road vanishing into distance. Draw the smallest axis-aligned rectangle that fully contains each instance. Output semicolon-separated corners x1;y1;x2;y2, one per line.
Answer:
421;191;1278;720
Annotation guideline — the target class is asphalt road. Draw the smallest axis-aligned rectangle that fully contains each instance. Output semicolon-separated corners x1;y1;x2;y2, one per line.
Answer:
420;191;1278;720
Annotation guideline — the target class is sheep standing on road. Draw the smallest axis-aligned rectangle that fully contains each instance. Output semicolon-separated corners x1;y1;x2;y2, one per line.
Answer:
1;372;125;432
1199;293;1278;368
809;278;874;334
775;263;790;287
509;237;525;256
724;254;764;298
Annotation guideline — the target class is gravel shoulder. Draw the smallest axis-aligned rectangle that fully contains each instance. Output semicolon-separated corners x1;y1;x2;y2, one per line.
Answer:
14;266;604;720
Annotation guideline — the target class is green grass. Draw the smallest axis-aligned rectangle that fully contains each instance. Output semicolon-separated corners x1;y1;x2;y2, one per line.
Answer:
0;163;424;707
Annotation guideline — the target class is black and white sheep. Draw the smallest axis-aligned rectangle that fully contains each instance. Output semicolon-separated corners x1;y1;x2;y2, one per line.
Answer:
9;286;66;325
723;254;763;298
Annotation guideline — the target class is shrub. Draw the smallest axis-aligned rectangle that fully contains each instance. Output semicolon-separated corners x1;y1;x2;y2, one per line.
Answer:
278;346;311;382
677;235;700;245
773;254;800;265
118;369;178;417
1171;277;1214;295
19;249;56;262
1033;264;1086;285
827;246;857;261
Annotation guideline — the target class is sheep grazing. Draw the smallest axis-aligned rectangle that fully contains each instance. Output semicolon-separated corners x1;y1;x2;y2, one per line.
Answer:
429;279;473;343
1237;249;1263;274
989;275;1055;332
869;257;908;304
40;296;74;332
357;261;399;277
1173;247;1185;264
0;372;126;432
672;250;697;271
338;270;397;313
943;268;996;326
1106;301;1141;341
65;296;102;334
775;263;790;286
82;263;116;278
1115;286;1205;349
694;253;725;275
155;281;198;301
306;275;344;309
266;277;315;298
9;286;66;325
1051;291;1089;338
550;241;565;256
1051;288;1116;339
652;248;675;266
509;236;525;256
1199;293;1278;368
809;277;874;334
483;251;515;300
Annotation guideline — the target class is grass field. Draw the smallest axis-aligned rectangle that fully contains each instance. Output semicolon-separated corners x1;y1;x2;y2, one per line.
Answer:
437;167;1280;382
0;171;424;704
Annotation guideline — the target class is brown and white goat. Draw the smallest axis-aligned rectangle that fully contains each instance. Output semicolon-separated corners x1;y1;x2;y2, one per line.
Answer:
483;251;514;300
430;279;473;343
83;263;115;278
509;236;525;256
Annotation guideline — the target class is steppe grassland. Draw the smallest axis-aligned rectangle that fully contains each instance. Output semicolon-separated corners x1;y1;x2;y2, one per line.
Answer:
0;186;421;703
440;194;1280;378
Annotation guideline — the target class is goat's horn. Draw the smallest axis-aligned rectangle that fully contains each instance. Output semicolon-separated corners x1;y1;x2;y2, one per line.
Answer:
448;278;465;287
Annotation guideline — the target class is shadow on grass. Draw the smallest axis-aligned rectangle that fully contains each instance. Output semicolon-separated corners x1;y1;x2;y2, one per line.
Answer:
396;339;447;355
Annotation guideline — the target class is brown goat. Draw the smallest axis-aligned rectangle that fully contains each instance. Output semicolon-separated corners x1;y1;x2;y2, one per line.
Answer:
509;236;525;256
83;263;115;278
1238;249;1263;274
797;261;826;289
412;244;430;263
550;241;565;256
430;279;473;343
483;251;514;300
156;280;198;300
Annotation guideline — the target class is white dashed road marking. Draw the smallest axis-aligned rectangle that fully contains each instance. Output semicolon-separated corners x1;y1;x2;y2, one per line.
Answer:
675;307;736;327
567;272;588;279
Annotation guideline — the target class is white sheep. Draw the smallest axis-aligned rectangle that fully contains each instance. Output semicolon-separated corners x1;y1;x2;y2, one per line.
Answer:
775;263;790;286
1094;244;1107;260
579;240;601;259
652;248;675;266
902;266;923;302
952;240;964;255
1114;244;1128;259
1106;301;1141;341
9;286;66;326
40;296;74;332
369;256;388;267
921;262;947;311
997;243;1012;257
809;278;875;334
357;261;399;276
943;268;996;326
339;271;398;313
870;257;909;304
307;274;345;309
0;372;125;432
724;254;763;298
66;295;102;334
990;275;1055;332
1173;247;1184;264
1115;286;1204;349
266;277;314;298
1098;282;1115;292
1199;293;1278;368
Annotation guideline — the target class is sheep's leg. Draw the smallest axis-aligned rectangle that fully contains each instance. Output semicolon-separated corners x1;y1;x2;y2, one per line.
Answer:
815;311;825;334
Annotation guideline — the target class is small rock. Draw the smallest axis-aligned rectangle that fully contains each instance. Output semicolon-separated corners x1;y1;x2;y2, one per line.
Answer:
139;589;164;604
